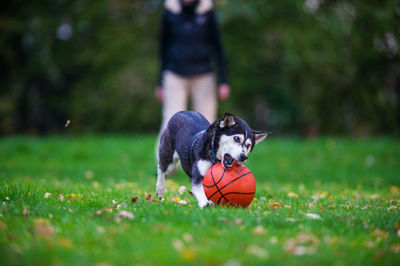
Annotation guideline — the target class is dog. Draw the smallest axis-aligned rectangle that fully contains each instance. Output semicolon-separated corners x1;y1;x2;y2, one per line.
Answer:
156;111;270;208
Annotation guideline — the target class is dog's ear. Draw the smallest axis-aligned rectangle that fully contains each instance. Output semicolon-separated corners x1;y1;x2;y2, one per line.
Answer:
253;130;271;145
220;113;236;128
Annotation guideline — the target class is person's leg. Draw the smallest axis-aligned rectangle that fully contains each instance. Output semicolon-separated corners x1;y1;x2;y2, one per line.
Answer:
156;71;188;176
191;72;217;123
160;71;189;131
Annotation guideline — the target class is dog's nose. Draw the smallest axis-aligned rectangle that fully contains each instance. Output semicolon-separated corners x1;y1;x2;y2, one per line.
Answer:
239;153;248;162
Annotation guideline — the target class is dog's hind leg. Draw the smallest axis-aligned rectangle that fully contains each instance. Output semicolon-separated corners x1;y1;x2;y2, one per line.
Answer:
156;128;175;198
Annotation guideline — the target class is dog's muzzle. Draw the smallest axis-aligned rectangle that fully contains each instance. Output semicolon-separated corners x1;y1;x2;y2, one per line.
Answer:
223;154;235;169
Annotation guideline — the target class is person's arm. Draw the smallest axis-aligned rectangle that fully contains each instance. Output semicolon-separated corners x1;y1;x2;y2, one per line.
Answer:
209;11;230;100
156;11;169;101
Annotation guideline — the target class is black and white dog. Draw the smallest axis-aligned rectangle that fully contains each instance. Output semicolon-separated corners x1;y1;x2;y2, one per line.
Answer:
157;111;270;208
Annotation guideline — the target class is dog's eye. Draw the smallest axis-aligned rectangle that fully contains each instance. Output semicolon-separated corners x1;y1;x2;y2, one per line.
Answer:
246;144;251;150
234;136;240;143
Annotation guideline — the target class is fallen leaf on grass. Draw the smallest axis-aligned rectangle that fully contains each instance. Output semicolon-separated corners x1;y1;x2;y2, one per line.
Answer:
390;186;399;195
23;207;30;216
170;197;182;202
44;192;52;199
59;194;64;202
223;259;241;266
145;194;159;202
372;229;389;239
172;238;184;251
96;226;106;233
131;196;138;203
85;170;94;179
364;241;375;248
0;221;6;231
67;193;83;200
94;208;113;216
252;225;266;235
387;206;397;211
266;202;282;209
370;194;380;200
287;192;298;198
115;211;135;222
179;186;186;195
286;218;297;223
389;244;400;253
178;200;187;205
182;233;193;242
33;218;54;238
58;238;72;248
305;213;321;220
246;245;268;259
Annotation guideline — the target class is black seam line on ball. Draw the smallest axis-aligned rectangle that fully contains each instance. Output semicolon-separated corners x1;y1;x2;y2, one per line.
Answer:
222;191;255;196
217;172;252;193
203;167;226;188
206;169;251;199
210;166;231;205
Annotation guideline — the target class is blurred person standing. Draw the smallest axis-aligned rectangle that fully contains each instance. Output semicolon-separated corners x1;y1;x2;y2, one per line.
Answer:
156;0;230;130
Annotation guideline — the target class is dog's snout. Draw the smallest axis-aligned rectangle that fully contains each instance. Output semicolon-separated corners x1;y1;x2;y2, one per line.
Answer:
239;153;248;162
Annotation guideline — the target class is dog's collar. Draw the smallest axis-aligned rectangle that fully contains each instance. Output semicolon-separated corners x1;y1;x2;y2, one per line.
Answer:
211;148;218;163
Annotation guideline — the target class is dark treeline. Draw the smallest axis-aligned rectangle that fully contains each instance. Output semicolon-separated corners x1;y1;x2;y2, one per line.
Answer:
1;0;399;136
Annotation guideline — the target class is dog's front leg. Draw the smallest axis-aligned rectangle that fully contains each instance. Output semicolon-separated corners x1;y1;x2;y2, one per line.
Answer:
191;166;214;208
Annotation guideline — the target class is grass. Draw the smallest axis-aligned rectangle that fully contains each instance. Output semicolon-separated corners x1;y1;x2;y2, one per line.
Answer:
0;135;399;265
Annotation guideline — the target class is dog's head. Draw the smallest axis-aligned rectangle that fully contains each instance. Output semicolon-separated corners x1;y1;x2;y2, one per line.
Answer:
206;113;271;169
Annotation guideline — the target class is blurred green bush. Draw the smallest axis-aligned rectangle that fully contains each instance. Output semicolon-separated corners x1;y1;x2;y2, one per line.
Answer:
1;0;399;135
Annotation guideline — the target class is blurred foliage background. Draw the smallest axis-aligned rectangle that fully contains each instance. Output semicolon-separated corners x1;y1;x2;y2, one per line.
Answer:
1;0;399;136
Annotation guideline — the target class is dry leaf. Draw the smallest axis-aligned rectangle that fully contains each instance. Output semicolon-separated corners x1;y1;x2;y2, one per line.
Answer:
266;202;283;209
178;186;186;195
372;229;389;239
85;170;94;179
23;208;29;216
287;192;298;198
33;218;54;238
170;197;182;202
182;233;193;242
146;194;152;202
389;244;400;253
305;213;321;219
0;221;6;231
246;245;268;259
44;192;52;199
390;186;400;194
115;211;135;222
178;200;187;205
172;239;184;251
252;225;266;235
131;196;138;203
58;238;72;248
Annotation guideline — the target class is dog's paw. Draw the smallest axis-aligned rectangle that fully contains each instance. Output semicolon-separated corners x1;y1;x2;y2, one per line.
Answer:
198;200;214;209
156;188;165;199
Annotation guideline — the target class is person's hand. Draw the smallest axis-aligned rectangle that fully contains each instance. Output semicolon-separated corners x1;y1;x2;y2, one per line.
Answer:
155;86;164;102
218;83;230;101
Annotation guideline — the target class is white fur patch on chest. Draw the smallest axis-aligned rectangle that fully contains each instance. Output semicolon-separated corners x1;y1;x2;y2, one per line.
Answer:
197;160;212;177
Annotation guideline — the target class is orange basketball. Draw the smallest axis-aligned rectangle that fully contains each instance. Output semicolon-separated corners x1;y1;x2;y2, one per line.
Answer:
203;162;256;208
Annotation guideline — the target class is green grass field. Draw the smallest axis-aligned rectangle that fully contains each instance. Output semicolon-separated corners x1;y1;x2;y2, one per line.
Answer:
0;136;399;265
